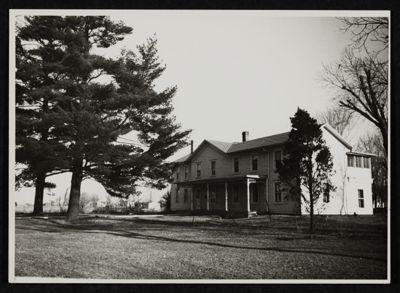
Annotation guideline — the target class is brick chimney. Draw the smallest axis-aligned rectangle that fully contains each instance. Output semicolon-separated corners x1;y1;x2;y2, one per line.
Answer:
190;140;194;153
242;131;249;142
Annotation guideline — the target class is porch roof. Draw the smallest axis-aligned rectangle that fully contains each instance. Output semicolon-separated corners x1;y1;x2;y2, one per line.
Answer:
176;174;267;185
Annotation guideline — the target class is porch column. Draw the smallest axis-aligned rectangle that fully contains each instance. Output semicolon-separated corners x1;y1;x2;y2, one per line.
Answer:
206;183;210;211
225;182;228;212
246;178;251;213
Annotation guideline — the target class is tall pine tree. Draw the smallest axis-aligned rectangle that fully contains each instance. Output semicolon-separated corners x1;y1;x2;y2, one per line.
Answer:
16;16;191;221
16;16;71;215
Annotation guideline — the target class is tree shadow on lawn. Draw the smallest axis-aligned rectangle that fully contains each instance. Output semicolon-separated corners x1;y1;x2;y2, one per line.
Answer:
17;217;294;239
16;215;387;241
127;217;387;238
15;216;347;239
16;218;387;263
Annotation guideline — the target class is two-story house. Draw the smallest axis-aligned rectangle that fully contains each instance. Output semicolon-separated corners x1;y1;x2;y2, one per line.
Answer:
170;124;375;217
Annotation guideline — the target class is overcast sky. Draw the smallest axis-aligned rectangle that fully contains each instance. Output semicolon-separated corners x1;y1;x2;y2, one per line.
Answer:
100;11;363;160
13;10;388;205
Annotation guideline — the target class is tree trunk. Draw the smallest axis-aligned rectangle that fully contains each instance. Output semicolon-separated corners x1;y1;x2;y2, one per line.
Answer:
379;126;388;158
309;192;314;234
308;165;314;235
66;157;83;222
32;173;46;216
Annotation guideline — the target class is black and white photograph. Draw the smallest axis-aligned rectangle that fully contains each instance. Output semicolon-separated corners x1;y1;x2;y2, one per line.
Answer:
9;9;390;283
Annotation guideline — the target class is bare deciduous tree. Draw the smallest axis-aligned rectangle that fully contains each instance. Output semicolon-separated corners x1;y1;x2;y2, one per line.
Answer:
322;49;388;156
339;17;389;52
317;106;354;137
357;132;386;158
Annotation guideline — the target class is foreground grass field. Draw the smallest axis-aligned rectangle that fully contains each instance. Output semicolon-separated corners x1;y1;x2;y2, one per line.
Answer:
14;214;387;280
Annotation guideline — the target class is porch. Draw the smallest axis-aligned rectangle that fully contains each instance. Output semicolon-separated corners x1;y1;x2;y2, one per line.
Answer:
177;175;268;217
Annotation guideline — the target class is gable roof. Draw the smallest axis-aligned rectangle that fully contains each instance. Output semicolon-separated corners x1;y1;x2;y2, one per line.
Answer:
321;123;352;150
173;139;232;163
206;139;233;152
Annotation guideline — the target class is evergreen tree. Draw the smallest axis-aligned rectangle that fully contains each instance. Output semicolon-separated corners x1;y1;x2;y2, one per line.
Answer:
16;16;71;215
277;108;334;233
16;16;191;221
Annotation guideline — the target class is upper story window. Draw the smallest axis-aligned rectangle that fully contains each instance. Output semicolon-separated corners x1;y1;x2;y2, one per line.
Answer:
358;189;364;208
363;157;370;168
184;165;189;180
275;151;282;169
196;162;202;177
252;155;258;171
355;156;362;168
233;158;239;173
176;168;180;181
211;160;216;176
348;155;355;167
183;189;188;203
348;154;371;169
274;182;282;202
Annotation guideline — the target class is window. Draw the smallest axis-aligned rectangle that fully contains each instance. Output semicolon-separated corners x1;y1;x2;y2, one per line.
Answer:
210;185;217;203
275;151;282;169
211;160;216;176
176;168;180;181
323;184;330;203
274;182;282;202
232;184;239;203
347;155;355;167
194;189;200;209
363;157;370;168
358;189;364;208
251;184;259;203
196;162;201;177
183;189;188;203
184;165;189;180
233;158;239;173
252;155;258;171
175;189;179;203
356;156;362;168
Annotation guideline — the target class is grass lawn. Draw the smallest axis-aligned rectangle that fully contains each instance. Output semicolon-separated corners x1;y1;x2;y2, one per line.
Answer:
14;214;387;280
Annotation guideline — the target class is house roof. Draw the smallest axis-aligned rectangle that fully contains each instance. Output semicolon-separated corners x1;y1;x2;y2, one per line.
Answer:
227;132;290;153
174;154;191;163
173;131;289;163
173;140;232;163
173;123;355;163
321;123;352;150
206;139;233;152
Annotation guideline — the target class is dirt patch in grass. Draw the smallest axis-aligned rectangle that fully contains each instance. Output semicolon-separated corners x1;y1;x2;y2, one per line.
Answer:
14;214;387;280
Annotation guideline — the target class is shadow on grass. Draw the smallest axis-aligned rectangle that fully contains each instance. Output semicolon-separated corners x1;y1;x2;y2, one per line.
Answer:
16;217;387;263
52;214;387;238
